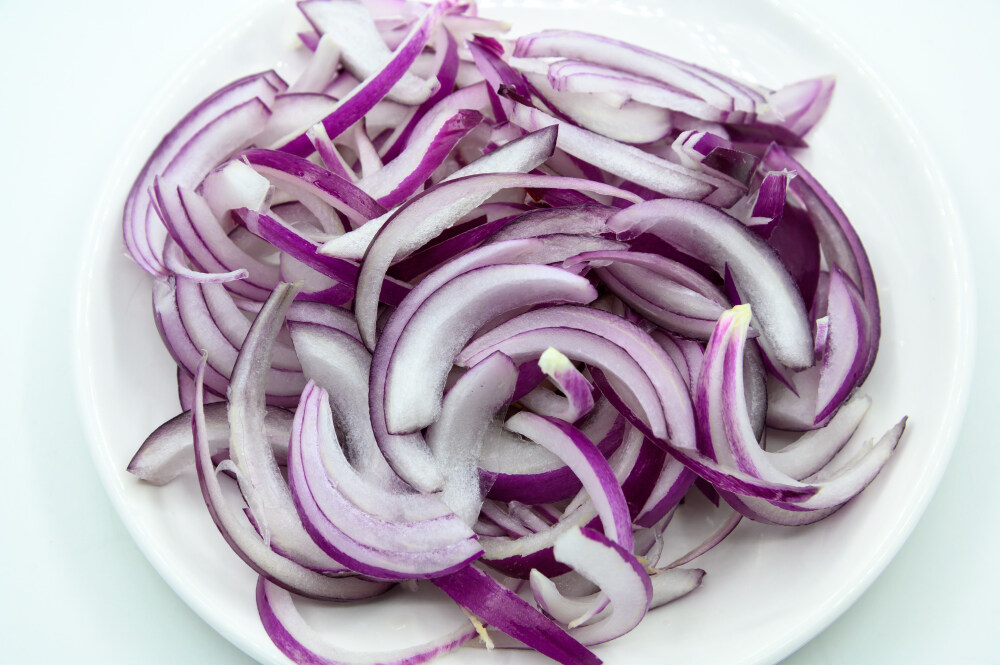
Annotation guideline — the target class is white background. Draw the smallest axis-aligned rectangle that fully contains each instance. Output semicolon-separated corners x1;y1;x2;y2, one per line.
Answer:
1;1;996;663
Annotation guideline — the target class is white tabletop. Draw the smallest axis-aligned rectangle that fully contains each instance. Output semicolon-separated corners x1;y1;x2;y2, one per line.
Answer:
1;1;996;663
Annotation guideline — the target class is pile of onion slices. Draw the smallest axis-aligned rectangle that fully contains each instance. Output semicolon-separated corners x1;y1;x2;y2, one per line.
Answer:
123;1;907;663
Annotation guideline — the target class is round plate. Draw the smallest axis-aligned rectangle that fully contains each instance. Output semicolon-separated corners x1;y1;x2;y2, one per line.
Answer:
74;1;973;664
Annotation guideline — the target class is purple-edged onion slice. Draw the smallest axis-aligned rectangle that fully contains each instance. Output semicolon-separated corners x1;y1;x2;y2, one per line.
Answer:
257;577;476;665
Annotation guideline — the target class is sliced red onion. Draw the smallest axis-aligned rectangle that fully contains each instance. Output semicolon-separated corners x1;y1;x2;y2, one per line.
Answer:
672;131;758;182
288;321;402;486
358;108;484;208
761;143;880;378
431;565;600;665
255;92;341;148
288;34;342;94
468;325;669;440
630;449;695;528
281;0;455;156
364;239;546;490
538;527;652;646
232;208;412;307
488;204;617;242
758;76;836;138
122;1;896;657
565;249;730;339
355;173;633;348
586;363;820;503
318;124;558;262
427;351;518;525
288;329;452;525
647;567;705;609
288;382;483;579
480;398;626;505
161;237;249;284
517;348;594;423
177;365;225;411
124;72;281;276
151;97;274;241
698;305;906;522
758;205;822;317
174;277;306;397
511;503;556;531
538;58;730;123
242;148;387;226
509;234;628;265
524;70;674;145
514;31;745;120
380;263;598;434
308;123;358;181
127;402;293;486
201;159;271;220
478;502;598;579
381;29;462;162
768;393;872;479
257;577;476;665
505;412;633;550
224;283;351;572
467;36;532;121
153;181;278;301
738;170;790;234
814;266;873;423
367;239;541;490
194;276;300;371
387;213;515;282
153;278;291;405
279;252;353;305
607;198;813;369
530;570;604;627
350;121;384;178
480;500;534;538
765;268;872;430
504;100;743;207
298;0;440;105
650;330;704;394
191;356;392;598
460;305;693;446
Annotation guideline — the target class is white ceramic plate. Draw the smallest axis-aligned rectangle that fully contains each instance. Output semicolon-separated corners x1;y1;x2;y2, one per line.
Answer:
74;1;973;664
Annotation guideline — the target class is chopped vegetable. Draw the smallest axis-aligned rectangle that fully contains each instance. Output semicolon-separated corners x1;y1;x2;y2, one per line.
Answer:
122;1;905;663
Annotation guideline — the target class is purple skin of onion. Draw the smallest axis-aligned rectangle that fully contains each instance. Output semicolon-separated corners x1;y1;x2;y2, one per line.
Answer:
607;198;814;370
505;412;633;552
761;143;880;378
241;148;387;223
431;564;601;665
280;0;457;156
698;305;906;523
354;171;638;350
124;72;282;276
366;239;558;492
545;526;652;646
191;353;392;600
378;262;599;436
481;404;627;505
287;382;484;580
232;208;411;307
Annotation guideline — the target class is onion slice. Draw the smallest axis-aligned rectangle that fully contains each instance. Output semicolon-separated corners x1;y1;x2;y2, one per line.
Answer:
257;577;476;665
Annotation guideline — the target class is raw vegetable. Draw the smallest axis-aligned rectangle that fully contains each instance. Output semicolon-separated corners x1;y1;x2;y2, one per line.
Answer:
123;1;905;663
